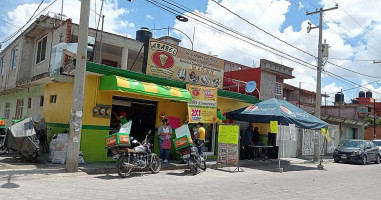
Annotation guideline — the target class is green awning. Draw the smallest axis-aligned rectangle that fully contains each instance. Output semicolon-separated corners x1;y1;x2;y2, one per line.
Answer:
100;75;191;102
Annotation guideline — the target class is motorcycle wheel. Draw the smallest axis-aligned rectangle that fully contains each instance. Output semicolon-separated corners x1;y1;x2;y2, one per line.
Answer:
189;156;198;175
149;154;161;173
196;156;207;171
117;156;132;178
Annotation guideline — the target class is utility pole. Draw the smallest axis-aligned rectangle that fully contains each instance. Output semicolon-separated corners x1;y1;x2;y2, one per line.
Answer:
306;5;338;162
374;99;376;139
66;0;90;172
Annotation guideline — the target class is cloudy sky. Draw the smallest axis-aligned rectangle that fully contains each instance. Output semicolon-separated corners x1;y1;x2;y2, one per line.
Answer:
1;0;381;104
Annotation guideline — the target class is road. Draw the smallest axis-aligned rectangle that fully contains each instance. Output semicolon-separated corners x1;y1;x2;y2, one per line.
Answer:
1;161;381;200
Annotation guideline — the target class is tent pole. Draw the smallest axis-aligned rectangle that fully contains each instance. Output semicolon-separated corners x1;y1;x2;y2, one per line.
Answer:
276;124;283;172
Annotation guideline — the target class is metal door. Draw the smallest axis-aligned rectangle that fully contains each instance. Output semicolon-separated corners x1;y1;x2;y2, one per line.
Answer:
302;129;315;155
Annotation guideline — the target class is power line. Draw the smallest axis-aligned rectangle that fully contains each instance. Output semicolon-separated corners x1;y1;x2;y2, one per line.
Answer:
0;19;21;29
1;0;58;44
327;80;380;95
146;0;381;95
332;0;381;47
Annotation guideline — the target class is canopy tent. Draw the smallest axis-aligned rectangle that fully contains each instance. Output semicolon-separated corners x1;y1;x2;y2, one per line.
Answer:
226;98;328;130
226;98;328;171
100;75;192;102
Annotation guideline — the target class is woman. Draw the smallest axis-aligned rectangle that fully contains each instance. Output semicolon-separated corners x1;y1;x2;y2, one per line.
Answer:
157;119;172;163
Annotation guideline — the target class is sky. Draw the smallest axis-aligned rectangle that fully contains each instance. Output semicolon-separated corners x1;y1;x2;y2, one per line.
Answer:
1;0;381;104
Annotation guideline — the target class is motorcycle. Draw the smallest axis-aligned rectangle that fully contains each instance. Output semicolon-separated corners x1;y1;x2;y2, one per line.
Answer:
179;138;207;175
113;131;161;178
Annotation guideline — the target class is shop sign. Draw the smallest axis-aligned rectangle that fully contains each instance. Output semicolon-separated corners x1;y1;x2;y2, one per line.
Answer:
217;125;239;165
146;38;224;88
187;85;217;123
270;121;278;133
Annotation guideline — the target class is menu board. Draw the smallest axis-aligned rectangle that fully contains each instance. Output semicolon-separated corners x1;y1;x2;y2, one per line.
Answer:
217;125;239;165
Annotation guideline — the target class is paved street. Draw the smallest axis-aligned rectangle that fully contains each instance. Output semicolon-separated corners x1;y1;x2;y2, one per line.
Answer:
1;161;381;200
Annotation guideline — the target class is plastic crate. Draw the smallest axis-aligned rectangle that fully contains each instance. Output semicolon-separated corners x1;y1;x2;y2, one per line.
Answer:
173;135;193;151
105;132;130;149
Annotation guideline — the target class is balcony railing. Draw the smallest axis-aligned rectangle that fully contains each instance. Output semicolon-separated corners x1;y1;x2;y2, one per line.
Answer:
223;77;259;99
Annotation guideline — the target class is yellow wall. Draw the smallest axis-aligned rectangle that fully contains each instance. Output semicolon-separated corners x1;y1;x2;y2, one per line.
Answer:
43;82;73;124
217;97;250;114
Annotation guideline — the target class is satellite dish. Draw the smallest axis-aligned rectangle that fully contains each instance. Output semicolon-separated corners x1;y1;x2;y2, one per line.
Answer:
245;81;257;93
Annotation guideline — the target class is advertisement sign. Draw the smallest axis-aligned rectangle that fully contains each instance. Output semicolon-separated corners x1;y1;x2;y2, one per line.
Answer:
187;85;217;123
217;125;239;165
146;38;224;88
270;121;278;133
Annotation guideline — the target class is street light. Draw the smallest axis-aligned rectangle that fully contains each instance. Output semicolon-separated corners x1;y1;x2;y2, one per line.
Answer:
150;27;194;50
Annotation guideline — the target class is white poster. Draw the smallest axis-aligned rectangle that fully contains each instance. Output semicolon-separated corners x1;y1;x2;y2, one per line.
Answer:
175;124;191;138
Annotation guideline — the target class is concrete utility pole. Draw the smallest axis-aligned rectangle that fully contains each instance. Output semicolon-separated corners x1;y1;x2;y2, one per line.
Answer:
374;99;376;139
306;5;338;161
66;0;90;172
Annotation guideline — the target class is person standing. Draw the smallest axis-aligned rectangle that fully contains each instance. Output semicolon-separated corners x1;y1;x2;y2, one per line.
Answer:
157;119;172;163
196;123;206;156
253;127;261;145
243;125;254;159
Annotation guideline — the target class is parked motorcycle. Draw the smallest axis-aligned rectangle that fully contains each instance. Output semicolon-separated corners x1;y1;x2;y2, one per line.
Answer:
113;131;161;178
180;138;207;175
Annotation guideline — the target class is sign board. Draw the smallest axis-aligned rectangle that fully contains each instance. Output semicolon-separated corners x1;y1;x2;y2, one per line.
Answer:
270;121;278;133
217;125;239;166
146;38;224;88
167;116;181;129
187;85;217;123
119;120;132;134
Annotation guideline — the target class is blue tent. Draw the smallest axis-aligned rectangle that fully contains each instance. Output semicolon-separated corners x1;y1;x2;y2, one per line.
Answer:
226;98;328;130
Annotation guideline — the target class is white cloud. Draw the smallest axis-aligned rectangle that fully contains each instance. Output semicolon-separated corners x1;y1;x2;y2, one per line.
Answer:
172;0;381;98
146;14;153;20
0;0;133;47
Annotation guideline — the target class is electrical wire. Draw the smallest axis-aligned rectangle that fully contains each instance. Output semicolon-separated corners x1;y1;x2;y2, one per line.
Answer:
327;80;380;95
1;0;58;44
145;0;381;95
1;0;45;43
0;19;21;29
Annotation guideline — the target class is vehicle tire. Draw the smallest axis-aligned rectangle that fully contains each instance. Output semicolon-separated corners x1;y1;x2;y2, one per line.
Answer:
117;156;133;178
334;159;340;163
196;156;207;171
189;156;198;175
362;155;367;165
149;154;161;173
375;155;380;164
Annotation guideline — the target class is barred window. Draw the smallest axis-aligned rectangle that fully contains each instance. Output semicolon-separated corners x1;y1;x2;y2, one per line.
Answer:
275;82;282;95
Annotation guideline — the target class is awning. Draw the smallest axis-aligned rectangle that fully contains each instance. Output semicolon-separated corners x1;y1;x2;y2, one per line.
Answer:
100;75;192;102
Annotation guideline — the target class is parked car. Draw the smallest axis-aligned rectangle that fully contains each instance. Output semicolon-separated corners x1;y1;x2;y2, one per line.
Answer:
333;140;380;165
373;140;381;152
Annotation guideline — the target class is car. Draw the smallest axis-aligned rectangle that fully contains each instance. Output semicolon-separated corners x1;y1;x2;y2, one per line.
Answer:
373;140;381;151
333;140;380;165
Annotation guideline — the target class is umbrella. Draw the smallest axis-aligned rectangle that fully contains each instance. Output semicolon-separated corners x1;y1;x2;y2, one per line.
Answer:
226;98;328;130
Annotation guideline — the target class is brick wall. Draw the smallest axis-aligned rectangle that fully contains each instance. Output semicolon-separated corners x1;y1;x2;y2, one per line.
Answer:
364;125;381;140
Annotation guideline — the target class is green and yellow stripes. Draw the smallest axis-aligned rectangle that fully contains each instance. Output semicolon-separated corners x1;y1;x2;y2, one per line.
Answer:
100;75;191;102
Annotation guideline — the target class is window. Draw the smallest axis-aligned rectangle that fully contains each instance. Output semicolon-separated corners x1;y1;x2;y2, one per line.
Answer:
368;107;372;113
36;36;47;64
0;56;5;75
15;99;24;119
40;96;44;106
11;48;18;69
28;98;32;108
50;95;57;103
5;103;10;119
275;82;282;95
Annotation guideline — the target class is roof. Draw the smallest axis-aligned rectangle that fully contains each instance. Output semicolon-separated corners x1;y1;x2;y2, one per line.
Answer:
283;83;330;97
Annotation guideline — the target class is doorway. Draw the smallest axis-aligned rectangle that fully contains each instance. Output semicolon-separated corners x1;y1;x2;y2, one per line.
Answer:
109;96;157;143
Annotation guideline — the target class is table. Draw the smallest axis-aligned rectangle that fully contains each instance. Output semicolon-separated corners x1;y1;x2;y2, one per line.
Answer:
249;145;273;160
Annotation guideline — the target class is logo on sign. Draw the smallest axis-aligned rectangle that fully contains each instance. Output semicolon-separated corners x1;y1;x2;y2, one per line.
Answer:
192;89;200;97
244;105;258;112
203;89;214;98
152;51;175;69
280;105;292;115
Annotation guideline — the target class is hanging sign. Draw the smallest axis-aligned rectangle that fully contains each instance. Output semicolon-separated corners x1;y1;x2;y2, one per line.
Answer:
217;125;239;165
321;128;332;142
187;85;217;123
270;121;278;133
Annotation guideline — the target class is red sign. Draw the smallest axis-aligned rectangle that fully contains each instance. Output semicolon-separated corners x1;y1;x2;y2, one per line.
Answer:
167;116;181;129
151;51;175;69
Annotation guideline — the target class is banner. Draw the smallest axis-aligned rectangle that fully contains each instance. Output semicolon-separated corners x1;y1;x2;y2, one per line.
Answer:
218;125;239;165
187;85;217;123
146;38;224;88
